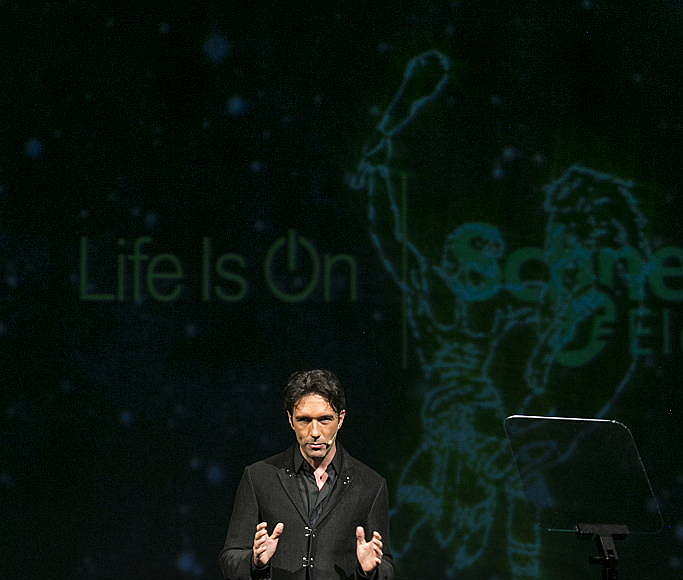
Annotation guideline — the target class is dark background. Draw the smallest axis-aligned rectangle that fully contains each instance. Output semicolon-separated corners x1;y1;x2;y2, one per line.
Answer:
2;2;681;579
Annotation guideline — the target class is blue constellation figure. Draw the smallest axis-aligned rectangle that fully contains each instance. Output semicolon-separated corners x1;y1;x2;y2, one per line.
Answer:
351;50;651;579
352;49;538;577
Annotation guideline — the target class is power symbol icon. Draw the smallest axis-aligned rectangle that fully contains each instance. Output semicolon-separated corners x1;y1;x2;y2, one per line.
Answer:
264;229;320;302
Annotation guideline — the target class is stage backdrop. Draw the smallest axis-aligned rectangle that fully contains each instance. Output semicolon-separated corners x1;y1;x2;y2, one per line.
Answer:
3;2;682;579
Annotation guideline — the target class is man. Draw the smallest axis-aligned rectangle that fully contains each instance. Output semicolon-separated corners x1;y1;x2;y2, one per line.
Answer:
219;369;394;580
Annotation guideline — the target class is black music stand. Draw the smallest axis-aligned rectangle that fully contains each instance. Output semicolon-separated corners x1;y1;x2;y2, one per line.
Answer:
504;415;663;580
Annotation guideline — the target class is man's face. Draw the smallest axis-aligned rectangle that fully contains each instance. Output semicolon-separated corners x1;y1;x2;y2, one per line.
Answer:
288;394;345;464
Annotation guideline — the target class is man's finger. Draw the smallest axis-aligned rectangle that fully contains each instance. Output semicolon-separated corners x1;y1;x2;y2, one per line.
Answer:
373;531;382;541
254;539;266;551
270;522;285;539
355;526;366;544
254;529;267;540
256;522;267;531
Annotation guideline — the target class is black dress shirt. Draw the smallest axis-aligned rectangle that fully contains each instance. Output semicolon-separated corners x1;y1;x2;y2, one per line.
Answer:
293;447;340;527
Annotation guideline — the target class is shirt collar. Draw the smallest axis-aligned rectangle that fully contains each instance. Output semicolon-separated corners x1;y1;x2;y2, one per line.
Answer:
293;443;343;475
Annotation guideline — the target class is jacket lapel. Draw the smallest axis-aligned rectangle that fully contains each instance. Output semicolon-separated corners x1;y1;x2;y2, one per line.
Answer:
276;449;308;524
314;447;353;529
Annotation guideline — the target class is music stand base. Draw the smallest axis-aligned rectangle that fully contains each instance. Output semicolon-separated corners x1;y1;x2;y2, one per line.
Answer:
576;523;630;580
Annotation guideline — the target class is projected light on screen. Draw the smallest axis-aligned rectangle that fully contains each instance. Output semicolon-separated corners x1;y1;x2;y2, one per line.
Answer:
351;49;653;579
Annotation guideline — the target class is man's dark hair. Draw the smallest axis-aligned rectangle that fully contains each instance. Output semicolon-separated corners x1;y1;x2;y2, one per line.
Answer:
283;369;346;414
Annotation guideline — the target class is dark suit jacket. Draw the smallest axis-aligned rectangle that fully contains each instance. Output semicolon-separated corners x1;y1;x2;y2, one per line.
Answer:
218;444;394;580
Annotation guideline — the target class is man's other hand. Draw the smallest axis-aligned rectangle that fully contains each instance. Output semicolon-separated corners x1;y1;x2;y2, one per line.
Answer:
252;522;284;567
356;527;383;573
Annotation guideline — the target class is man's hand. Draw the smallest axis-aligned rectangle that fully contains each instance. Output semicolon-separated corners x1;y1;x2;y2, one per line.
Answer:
356;527;383;573
252;522;284;567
